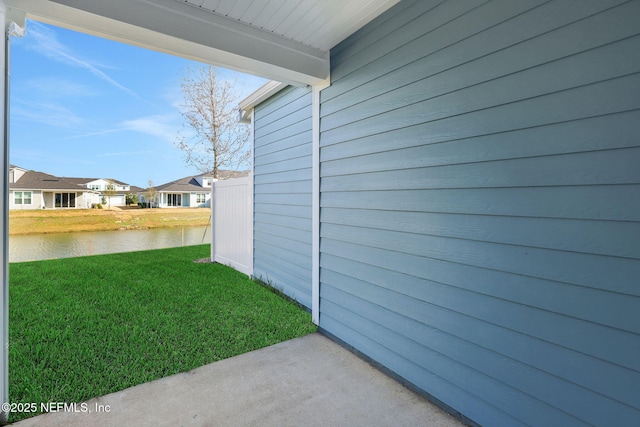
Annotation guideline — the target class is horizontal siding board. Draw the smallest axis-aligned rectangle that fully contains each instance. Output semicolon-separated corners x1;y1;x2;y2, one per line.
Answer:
322;168;429;191
253;256;311;291
253;222;311;245
253;266;310;308
253;85;312;310
324;245;640;373
322;72;640;147
256;144;311;167
255;192;312;206
327;0;627;99
320;110;640;164
252;257;311;290
324;34;640;132
322;73;640;148
254;230;311;261
329;0;444;69
254;268;311;307
322;273;640;415
327;283;639;425
329;0;486;83
322;248;640;342
254;121;311;148
254;203;310;219
328;0;544;87
321;223;640;297
254;95;311;131
321;186;640;222
254;155;311;175
321;278;639;424
254;211;311;232
254;106;311;139
253;240;311;276
320;239;640;408
255;106;311;140
254;131;311;157
319;314;527;427
252;263;311;295
321;208;640;260
255;180;310;194
252;253;311;285
321;291;590;426
321;148;640;188
254;248;311;283
254;86;311;125
325;1;640;117
253;168;310;185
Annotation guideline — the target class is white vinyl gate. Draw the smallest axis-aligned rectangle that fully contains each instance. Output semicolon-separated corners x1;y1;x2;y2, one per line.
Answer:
211;175;253;275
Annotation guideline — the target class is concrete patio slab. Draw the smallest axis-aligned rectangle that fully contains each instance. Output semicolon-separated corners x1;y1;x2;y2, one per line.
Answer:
11;333;465;426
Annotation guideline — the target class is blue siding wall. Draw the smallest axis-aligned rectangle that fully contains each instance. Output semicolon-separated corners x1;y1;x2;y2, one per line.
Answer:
253;86;313;308
319;0;640;425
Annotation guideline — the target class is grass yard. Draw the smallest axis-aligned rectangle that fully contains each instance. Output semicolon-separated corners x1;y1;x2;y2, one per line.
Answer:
8;245;316;422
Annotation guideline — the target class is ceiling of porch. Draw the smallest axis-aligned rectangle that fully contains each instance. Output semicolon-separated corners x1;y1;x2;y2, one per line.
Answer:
6;0;400;85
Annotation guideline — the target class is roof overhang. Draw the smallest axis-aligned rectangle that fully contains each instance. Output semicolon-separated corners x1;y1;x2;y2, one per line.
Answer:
6;0;399;86
7;0;330;86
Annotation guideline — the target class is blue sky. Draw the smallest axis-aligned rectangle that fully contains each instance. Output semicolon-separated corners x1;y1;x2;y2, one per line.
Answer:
9;20;267;188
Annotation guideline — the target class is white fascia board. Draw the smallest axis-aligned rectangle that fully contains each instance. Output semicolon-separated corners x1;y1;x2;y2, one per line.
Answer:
238;81;288;123
311;79;330;325
10;0;329;86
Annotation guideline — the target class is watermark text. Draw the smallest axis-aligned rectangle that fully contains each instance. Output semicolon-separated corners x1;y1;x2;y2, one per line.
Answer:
2;401;111;414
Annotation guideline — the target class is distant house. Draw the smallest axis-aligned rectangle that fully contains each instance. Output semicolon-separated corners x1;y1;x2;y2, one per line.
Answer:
145;171;249;208
9;165;99;209
62;177;132;206
128;185;145;202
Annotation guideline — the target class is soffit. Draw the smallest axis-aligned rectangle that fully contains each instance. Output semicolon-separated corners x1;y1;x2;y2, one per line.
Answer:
180;0;397;51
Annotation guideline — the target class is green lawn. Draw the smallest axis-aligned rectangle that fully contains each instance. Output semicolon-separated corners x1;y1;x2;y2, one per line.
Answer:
8;245;316;422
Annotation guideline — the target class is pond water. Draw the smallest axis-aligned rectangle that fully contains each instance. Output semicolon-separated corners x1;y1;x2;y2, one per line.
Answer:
9;226;211;263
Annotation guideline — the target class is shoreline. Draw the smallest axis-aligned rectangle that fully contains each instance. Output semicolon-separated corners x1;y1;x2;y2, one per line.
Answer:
9;207;211;236
9;223;210;236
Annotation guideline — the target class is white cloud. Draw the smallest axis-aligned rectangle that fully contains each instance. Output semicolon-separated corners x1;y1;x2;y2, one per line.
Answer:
22;77;97;99
122;114;180;142
25;21;143;100
97;150;156;158
47;114;180;143
12;100;84;129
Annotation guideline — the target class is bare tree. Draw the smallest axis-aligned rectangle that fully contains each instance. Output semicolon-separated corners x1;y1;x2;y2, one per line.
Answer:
103;181;117;209
175;66;250;179
144;180;157;208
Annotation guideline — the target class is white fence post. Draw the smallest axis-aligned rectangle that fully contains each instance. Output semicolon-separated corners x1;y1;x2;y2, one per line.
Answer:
210;175;253;276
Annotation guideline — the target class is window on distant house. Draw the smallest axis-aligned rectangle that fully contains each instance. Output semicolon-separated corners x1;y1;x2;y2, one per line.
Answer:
166;193;182;207
196;193;207;204
14;191;31;205
55;192;76;208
